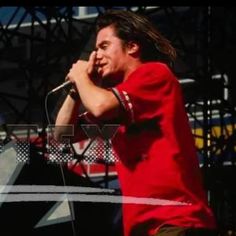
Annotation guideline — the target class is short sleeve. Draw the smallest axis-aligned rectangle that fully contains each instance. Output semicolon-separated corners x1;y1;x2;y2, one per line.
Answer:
110;62;176;125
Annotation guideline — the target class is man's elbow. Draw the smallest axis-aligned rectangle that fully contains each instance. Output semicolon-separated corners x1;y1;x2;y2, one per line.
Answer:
90;104;106;118
53;128;63;142
53;125;74;142
89;103;118;120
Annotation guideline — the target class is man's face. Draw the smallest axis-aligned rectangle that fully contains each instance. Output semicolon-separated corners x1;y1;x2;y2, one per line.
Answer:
95;25;128;80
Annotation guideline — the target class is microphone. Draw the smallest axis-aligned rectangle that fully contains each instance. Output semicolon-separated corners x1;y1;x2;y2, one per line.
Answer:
49;80;72;94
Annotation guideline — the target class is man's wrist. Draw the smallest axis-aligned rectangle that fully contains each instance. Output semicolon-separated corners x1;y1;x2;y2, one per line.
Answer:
68;89;80;100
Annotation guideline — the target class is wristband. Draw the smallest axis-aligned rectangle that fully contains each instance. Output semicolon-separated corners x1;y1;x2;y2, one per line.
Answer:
68;89;80;100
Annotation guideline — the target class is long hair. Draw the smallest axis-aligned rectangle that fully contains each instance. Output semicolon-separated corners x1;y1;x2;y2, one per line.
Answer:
96;9;176;64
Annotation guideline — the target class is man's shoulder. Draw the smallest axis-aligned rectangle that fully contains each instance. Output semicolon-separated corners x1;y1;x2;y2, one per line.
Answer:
135;62;172;74
130;62;174;80
118;62;176;89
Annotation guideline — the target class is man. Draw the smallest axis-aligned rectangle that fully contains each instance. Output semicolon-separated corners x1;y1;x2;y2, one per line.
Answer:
55;9;217;236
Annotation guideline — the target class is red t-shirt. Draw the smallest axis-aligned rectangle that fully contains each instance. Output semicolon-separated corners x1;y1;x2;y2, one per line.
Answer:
109;62;216;236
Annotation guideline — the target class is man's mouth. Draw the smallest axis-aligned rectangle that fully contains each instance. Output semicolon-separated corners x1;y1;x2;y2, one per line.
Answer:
97;64;107;74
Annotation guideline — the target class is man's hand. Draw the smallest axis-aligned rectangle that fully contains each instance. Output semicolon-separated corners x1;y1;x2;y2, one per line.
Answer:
66;51;100;86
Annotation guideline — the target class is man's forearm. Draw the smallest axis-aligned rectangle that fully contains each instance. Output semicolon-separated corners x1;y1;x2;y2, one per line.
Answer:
54;94;81;141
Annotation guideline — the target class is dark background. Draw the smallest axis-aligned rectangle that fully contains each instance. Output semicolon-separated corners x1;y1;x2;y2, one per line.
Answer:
0;7;236;236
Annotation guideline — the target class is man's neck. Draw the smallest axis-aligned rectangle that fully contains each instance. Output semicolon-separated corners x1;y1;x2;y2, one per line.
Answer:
123;60;143;81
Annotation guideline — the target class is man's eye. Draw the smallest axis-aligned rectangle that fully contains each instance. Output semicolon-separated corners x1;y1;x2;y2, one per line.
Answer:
101;44;108;50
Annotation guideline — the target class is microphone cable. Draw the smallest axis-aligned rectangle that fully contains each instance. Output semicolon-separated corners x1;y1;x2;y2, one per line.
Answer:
45;89;78;236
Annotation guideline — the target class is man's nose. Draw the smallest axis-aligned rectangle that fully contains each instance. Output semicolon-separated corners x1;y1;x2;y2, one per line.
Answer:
95;49;103;60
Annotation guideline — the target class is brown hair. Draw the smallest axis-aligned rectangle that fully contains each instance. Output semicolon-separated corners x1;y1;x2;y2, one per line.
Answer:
96;9;176;64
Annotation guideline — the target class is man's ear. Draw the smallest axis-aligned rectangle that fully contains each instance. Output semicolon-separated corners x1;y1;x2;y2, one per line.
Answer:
127;41;140;56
